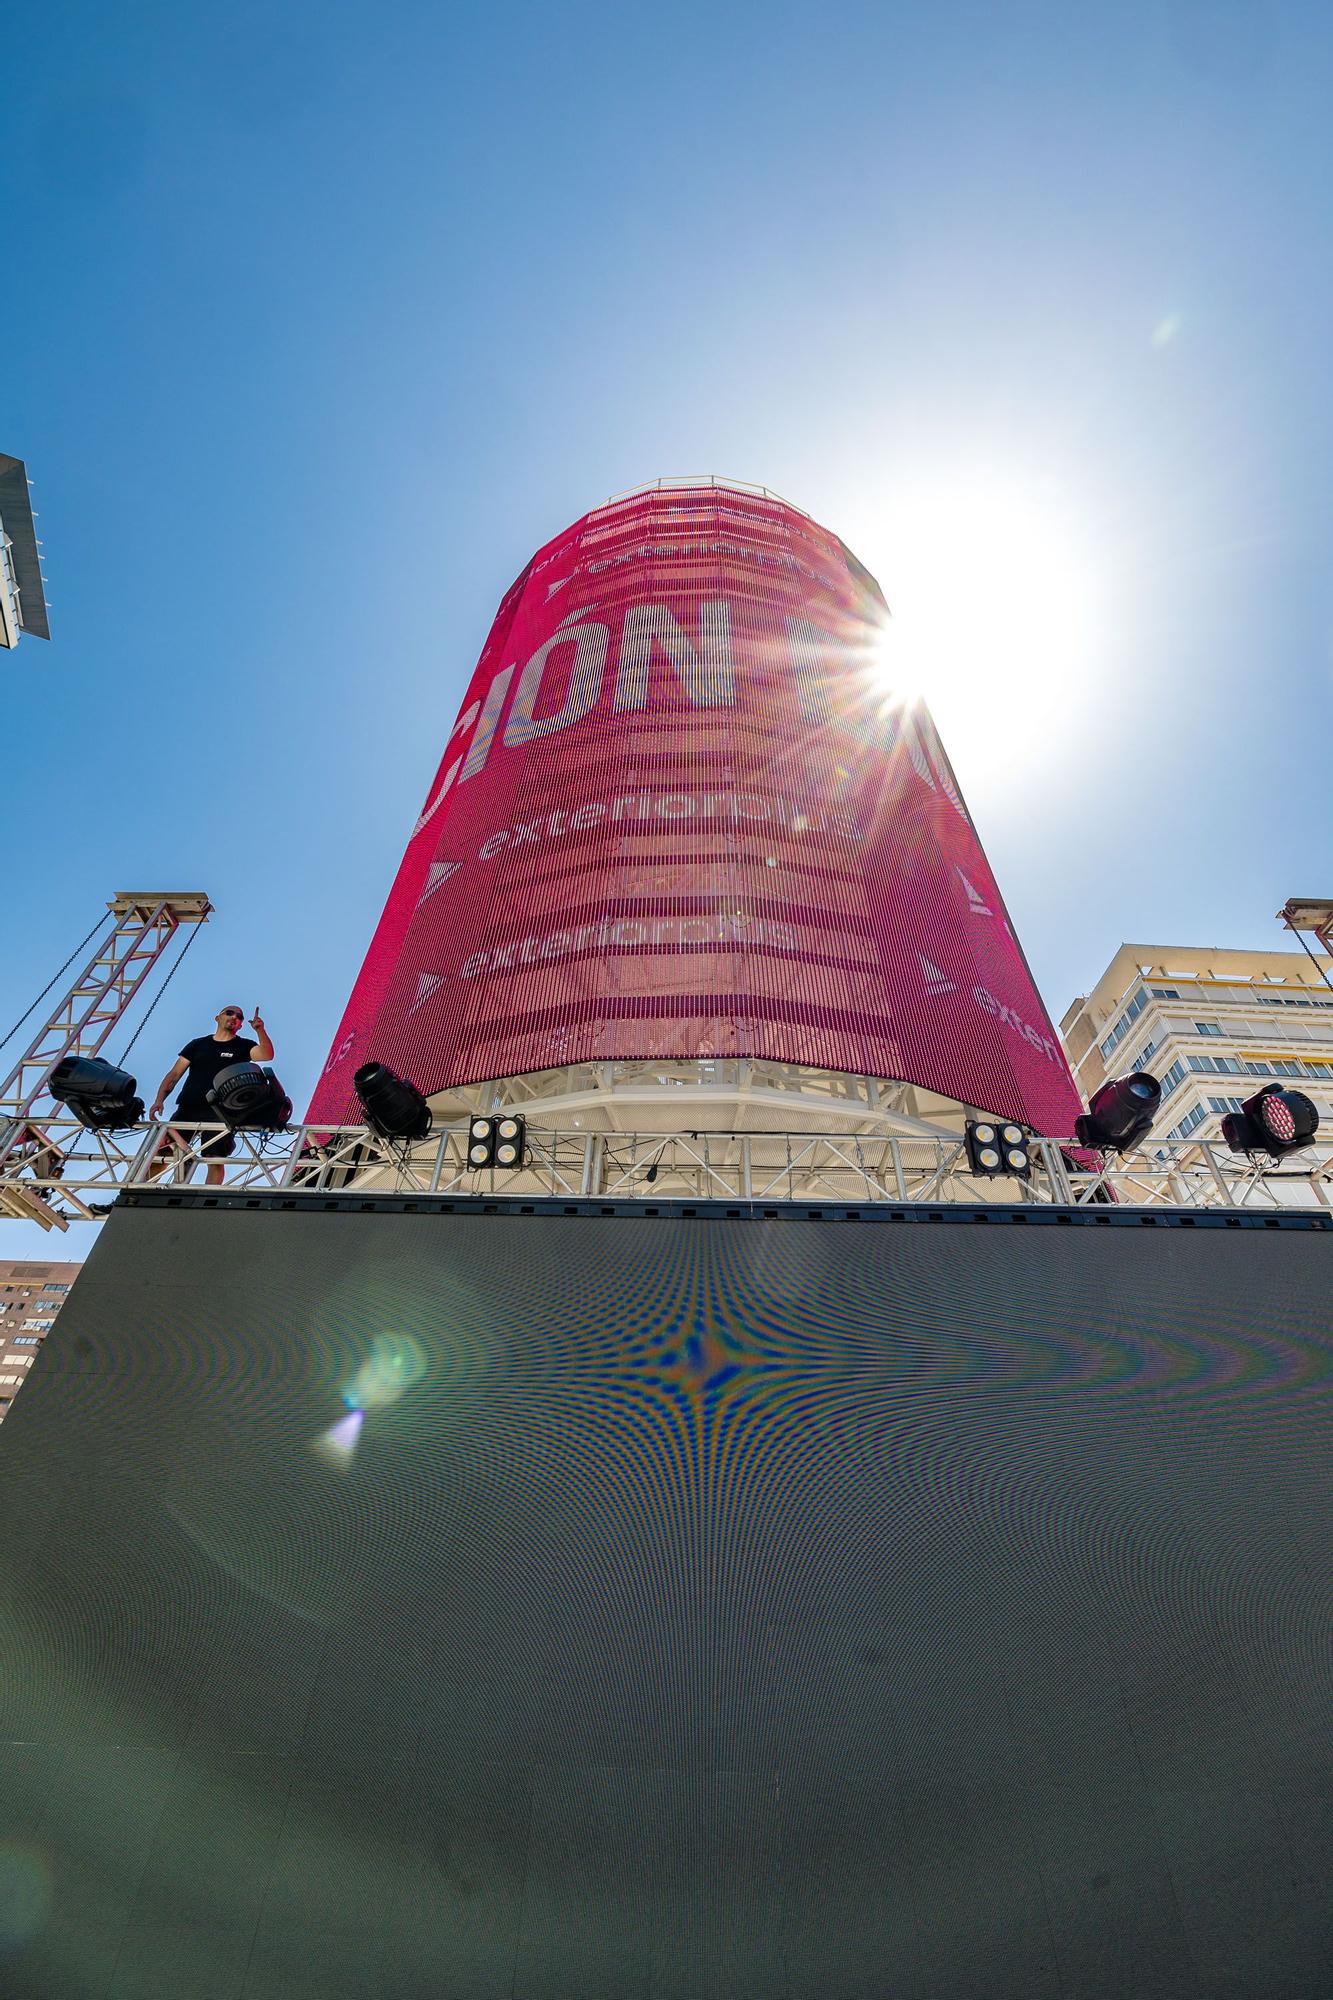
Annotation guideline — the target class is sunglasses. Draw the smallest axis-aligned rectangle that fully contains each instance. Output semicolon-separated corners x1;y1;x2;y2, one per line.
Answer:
222;1010;243;1020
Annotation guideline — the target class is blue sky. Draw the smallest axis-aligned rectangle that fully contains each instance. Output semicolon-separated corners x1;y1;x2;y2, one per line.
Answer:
5;0;1332;1256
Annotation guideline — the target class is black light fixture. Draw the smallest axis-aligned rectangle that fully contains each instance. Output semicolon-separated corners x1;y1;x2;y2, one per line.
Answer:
1222;1083;1319;1159
1074;1072;1161;1153
354;1062;433;1141
467;1113;527;1169
208;1063;292;1131
965;1117;1030;1178
48;1056;144;1131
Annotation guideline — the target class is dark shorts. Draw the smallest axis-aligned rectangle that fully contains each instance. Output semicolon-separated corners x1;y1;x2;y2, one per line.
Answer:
165;1115;236;1160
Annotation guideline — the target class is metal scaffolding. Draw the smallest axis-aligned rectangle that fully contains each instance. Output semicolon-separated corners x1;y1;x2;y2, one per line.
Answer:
0;892;211;1227
1;1113;1329;1219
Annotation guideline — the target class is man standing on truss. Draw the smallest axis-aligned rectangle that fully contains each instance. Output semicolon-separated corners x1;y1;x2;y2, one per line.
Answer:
147;1005;275;1187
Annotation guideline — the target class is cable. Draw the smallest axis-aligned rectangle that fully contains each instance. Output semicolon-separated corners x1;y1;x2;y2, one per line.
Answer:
116;919;206;1065
0;912;114;1061
1287;920;1333;997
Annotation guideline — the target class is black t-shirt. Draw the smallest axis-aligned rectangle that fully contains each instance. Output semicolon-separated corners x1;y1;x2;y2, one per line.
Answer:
176;1035;258;1116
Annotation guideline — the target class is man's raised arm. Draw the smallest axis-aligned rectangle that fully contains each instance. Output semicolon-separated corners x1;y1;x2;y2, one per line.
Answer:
250;1008;274;1061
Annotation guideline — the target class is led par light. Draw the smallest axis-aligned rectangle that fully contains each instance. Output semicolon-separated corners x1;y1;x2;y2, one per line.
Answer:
1074;1073;1161;1153
965;1118;1030;1178
208;1064;292;1131
48;1056;144;1131
354;1062;433;1141
1222;1084;1319;1159
467;1114;527;1168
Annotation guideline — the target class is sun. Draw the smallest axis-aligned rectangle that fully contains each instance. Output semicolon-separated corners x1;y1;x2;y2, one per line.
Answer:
854;472;1103;785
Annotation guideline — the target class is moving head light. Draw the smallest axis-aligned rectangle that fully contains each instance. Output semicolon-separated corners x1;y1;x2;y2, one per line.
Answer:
208;1063;292;1131
48;1056;144;1131
1075;1073;1160;1153
1222;1083;1319;1160
354;1062;433;1141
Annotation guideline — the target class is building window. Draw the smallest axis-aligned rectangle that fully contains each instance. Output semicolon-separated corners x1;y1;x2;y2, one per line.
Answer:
1100;987;1151;1061
1194;1022;1222;1036
12;1336;38;1345
1151;987;1180;999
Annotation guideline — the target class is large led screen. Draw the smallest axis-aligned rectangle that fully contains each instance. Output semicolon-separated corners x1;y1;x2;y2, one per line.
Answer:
309;484;1083;1137
0;1202;1329;1997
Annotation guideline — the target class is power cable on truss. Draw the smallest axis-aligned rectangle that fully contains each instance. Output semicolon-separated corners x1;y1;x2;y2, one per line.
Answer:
116;916;207;1065
1288;923;1333;998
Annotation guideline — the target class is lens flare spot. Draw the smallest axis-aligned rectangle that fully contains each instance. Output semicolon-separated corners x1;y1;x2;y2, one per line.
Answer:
342;1332;428;1412
314;1407;365;1467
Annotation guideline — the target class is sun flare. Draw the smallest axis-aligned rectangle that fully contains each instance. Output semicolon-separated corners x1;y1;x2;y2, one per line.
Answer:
857;474;1102;781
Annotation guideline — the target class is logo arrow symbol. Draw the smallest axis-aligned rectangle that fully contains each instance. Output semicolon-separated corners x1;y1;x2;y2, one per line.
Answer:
410;972;445;1013
956;867;993;917
416;860;462;909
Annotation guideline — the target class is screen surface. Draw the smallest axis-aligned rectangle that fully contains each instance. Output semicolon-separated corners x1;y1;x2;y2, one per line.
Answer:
1;1204;1329;1998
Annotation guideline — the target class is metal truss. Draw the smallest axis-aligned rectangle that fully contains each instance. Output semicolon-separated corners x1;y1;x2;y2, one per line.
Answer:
3;1115;1331;1225
0;892;211;1225
1280;899;1333;974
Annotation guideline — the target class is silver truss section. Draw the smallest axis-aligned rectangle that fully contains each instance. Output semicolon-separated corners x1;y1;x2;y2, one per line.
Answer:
0;892;212;1228
2;1115;1331;1218
0;892;212;1122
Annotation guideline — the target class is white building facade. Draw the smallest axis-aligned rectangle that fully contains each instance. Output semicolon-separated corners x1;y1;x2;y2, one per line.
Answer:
1061;943;1333;1150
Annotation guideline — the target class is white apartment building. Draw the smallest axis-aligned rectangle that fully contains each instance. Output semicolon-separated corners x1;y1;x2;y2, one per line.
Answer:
1061;943;1333;1149
0;1259;80;1421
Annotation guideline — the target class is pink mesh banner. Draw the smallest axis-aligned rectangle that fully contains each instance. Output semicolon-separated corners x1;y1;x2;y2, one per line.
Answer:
309;485;1083;1136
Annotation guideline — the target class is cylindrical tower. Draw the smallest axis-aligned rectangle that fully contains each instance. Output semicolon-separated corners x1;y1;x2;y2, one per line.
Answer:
311;479;1082;1140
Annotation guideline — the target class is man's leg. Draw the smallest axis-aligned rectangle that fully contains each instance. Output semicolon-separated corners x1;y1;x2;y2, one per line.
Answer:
202;1126;235;1188
143;1127;186;1184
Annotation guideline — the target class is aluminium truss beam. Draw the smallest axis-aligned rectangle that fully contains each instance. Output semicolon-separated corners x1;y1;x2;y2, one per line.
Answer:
0;892;211;1123
0;893;212;1213
2;1116;1331;1218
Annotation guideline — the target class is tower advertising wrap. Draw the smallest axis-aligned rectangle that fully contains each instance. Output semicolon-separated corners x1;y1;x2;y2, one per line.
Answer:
311;482;1082;1135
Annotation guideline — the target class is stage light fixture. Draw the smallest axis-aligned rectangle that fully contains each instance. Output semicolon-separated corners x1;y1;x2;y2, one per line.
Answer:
207;1064;292;1131
1074;1072;1161;1153
467;1113;527;1169
354;1062;433;1141
965;1118;1030;1178
48;1056;144;1131
1221;1084;1319;1160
